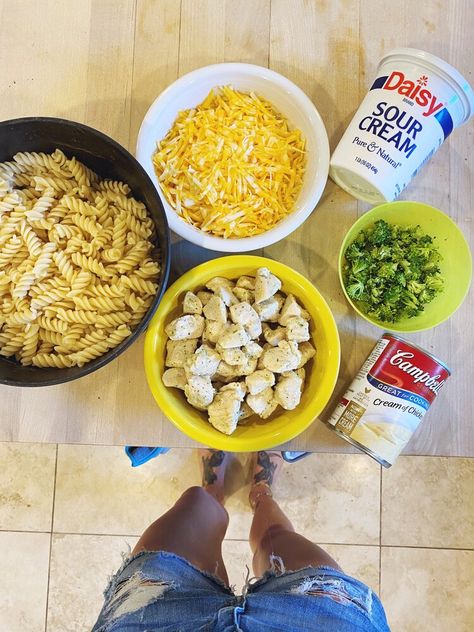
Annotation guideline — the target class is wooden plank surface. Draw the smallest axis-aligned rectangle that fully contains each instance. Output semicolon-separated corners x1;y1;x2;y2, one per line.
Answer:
0;0;472;456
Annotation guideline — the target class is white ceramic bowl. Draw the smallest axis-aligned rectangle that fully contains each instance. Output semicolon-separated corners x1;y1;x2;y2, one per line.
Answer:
136;63;330;252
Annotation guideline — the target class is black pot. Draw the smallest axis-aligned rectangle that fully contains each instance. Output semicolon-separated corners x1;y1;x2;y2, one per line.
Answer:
0;117;170;386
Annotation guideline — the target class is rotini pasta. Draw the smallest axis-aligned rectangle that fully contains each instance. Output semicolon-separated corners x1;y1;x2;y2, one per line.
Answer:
0;150;160;368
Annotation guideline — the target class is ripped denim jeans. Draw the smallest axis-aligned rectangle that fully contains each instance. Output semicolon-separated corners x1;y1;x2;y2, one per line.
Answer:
92;550;390;631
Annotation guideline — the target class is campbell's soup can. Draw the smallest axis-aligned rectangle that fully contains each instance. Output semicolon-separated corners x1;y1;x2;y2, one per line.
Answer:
330;48;474;202
327;334;451;467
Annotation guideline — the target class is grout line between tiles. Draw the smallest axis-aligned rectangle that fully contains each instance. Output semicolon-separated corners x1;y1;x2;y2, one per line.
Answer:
33;533;474;552
380;544;474;552
44;443;58;632
0;528;52;535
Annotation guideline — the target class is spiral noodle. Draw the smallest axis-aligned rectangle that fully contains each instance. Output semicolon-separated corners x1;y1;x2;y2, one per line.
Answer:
31;352;72;368
72;213;102;237
33;242;56;279
111;212;128;251
70;252;110;278
19;221;43;257
73;295;124;312
98;179;130;195
19;324;39;365
115;241;148;274
67;270;92;297
121;275;158;296
53;251;76;283
12;270;36;300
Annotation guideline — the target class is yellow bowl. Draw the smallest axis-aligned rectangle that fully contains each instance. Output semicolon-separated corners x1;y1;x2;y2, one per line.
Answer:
144;255;340;451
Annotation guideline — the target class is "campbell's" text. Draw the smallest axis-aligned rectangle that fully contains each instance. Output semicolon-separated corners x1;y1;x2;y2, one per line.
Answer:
389;350;446;393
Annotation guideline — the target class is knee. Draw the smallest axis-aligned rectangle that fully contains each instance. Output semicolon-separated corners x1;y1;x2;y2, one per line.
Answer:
179;486;229;525
258;524;292;552
181;485;209;503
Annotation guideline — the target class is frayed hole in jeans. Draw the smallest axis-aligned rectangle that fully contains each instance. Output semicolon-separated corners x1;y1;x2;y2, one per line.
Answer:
293;577;373;616
269;554;286;575
103;571;173;623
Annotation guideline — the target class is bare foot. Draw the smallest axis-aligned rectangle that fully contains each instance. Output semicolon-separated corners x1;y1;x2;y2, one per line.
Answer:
249;451;284;510
198;449;228;504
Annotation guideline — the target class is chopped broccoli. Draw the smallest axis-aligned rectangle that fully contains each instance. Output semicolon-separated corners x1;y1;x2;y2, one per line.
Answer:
343;220;444;322
346;280;365;300
371;219;393;244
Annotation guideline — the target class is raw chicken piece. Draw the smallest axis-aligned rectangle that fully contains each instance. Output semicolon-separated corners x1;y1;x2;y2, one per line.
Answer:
220;381;247;399
245;319;262;339
206;276;235;292
238;401;255;423
254;297;281;322
202;320;226;345
261;340;301;373
274;293;286;311
233;287;254;303
214;285;238;307
296;341;316;368
182;291;203;315
162;367;187;389
206;276;238;306
244;341;264;359
196;290;213;306
230;301;258;326
239;355;258;376
230;302;262;339
203;296;227;323
218;346;247;366
184;344;220;377
245;369;275;395
165;339;198;368
236;275;255;290
295;367;306;384
278;294;310;326
260;399;279;419
184;376;215;410
246;386;278;419
219;324;250;349
285;316;310;343
262;323;286;346
281;367;306;390
257;343;272;369
215;360;245;380
165;314;204;340
274;371;303;410
207;383;244;435
254;267;281;303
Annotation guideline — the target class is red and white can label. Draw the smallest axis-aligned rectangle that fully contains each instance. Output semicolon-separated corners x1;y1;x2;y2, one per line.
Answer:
328;335;450;466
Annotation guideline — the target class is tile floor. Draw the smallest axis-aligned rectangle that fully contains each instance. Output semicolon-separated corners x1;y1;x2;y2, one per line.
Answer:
0;443;473;632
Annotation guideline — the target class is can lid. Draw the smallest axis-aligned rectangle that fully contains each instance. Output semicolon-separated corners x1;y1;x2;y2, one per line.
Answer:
379;48;474;125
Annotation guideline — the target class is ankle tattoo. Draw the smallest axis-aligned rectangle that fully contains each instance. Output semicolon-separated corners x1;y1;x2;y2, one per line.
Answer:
202;450;225;485
254;451;278;486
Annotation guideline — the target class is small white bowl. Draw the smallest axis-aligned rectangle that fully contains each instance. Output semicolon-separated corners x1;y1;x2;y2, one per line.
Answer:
136;63;329;252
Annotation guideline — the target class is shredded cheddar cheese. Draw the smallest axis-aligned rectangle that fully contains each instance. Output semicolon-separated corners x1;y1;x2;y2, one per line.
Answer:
153;86;306;239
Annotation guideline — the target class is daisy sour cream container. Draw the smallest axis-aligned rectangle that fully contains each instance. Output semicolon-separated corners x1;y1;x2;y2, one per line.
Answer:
330;48;474;202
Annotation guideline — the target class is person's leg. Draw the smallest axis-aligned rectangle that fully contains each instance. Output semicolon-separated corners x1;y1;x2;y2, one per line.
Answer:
132;449;230;584
249;451;342;577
